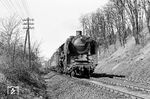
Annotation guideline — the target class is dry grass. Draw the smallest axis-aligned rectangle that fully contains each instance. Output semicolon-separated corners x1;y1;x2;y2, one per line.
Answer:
0;49;46;98
96;35;150;85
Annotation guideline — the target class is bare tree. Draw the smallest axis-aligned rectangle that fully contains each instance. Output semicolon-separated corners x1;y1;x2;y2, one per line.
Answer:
0;15;21;52
141;0;150;33
0;15;22;67
119;0;141;44
111;0;130;46
80;14;92;36
103;4;117;46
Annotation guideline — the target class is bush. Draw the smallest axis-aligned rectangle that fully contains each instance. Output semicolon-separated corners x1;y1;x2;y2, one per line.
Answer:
0;45;46;97
0;82;7;97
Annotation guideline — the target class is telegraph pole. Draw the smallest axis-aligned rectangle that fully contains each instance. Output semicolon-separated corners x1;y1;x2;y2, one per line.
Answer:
23;17;34;68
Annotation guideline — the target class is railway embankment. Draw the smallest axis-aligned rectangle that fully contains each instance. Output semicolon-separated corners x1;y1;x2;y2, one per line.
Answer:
96;33;150;87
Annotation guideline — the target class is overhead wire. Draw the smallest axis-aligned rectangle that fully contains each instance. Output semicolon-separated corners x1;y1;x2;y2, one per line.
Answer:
25;0;31;17
22;0;30;16
21;0;30;16
6;0;17;13
0;0;12;13
0;0;7;10
10;0;24;20
5;0;18;17
0;0;32;22
9;0;21;16
16;0;27;18
11;0;25;20
0;0;22;20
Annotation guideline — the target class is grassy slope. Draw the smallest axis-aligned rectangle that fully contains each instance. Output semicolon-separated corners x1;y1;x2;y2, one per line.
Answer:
0;53;46;98
95;28;150;84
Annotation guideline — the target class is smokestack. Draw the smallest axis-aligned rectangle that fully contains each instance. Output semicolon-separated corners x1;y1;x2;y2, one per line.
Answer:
76;31;82;36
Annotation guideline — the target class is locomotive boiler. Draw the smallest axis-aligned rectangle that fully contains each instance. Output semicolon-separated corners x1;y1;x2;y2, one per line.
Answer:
50;31;98;78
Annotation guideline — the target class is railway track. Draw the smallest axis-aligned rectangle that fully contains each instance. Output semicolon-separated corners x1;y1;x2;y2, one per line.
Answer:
116;77;150;93
68;76;150;99
92;77;150;94
88;80;146;99
45;71;149;99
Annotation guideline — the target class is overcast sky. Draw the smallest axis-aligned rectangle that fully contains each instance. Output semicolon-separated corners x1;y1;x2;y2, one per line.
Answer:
0;0;108;59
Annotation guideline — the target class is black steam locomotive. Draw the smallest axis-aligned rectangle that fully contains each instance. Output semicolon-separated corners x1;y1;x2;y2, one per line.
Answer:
49;31;98;78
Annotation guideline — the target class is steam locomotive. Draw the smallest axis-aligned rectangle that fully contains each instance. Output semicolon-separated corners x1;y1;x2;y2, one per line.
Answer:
49;31;98;78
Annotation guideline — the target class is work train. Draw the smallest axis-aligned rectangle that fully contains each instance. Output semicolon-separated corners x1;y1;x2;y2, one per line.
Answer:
49;31;98;78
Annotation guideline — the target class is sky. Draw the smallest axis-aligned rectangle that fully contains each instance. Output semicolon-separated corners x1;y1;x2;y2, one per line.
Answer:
0;0;108;59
